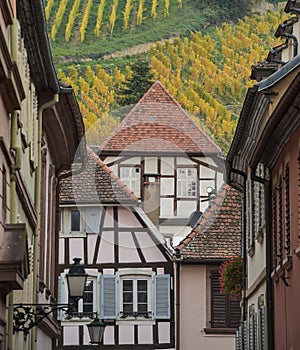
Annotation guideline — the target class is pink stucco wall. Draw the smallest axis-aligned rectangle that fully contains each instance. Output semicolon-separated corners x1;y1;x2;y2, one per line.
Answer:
180;264;235;350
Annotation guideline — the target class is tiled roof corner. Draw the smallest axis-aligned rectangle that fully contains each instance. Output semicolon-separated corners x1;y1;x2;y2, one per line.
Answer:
99;81;221;155
176;183;242;260
59;147;138;204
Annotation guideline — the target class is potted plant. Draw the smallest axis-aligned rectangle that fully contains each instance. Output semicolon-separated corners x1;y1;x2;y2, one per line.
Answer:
219;255;243;300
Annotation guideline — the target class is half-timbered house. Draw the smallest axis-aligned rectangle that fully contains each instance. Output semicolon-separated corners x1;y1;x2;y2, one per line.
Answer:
98;81;224;246
58;146;175;349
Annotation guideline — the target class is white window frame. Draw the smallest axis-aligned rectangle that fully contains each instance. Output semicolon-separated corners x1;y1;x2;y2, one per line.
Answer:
117;270;155;323
59;270;99;324
177;167;197;198
59;207;86;237
120;166;141;197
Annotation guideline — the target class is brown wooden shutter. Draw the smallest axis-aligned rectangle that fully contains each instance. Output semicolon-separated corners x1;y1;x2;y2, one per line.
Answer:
211;270;241;328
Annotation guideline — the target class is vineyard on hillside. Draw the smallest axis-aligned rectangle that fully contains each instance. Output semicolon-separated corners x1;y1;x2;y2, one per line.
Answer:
46;0;185;43
57;9;287;151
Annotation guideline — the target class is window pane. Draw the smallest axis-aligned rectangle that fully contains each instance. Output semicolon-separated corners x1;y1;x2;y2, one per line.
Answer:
137;280;147;291
71;279;94;316
123;292;133;303
137;280;148;313
83;280;94;314
123;280;133;315
71;210;80;231
138;303;148;313
123;303;133;313
123;280;133;291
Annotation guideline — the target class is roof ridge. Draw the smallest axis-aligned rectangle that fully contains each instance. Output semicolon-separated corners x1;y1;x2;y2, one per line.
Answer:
86;146;139;202
99;81;221;154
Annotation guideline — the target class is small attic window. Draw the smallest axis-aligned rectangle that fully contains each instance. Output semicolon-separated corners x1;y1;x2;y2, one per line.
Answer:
188;211;202;228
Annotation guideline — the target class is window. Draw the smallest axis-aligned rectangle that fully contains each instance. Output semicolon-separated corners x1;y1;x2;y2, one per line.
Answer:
100;272;170;322
120;278;151;318
210;270;240;329
71;279;95;317
120;166;141;197
177;168;197;197
70;209;81;232
58;272;171;323
58;273;98;321
272;162;291;270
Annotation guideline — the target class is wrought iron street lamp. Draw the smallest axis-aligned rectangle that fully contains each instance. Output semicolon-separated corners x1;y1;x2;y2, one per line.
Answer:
66;257;88;299
13;257;106;342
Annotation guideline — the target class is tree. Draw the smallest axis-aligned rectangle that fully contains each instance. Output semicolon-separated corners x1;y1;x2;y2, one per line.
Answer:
117;56;154;107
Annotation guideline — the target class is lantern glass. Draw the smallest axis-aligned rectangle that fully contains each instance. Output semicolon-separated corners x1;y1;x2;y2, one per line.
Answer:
66;258;87;299
87;318;106;344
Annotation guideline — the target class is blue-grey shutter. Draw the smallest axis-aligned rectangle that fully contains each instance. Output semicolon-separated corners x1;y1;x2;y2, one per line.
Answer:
57;276;63;320
154;274;170;319
242;320;248;349
100;275;117;319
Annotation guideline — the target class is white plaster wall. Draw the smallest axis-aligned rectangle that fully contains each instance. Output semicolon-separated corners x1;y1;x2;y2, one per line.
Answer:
247;238;266;288
118;207;141;227
145;157;158;173
36;328;53;350
180;265;235;350
161;157;175;175
119;231;141;262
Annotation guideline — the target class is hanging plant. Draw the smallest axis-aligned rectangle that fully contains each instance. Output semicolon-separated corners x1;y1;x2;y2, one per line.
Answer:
219;255;243;300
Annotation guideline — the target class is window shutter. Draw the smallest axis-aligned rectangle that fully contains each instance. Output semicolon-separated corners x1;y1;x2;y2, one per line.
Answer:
100;275;117;319
211;270;227;328
154;274;170;319
57;276;63;320
242;320;248;349
229;297;241;328
236;327;242;350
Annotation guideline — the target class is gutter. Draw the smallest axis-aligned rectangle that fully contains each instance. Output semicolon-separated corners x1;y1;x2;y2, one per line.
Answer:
31;95;59;350
257;54;300;92
173;249;183;350
226;166;247;324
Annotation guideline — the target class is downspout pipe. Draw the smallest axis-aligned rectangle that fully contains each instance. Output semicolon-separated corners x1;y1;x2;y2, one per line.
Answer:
264;178;274;350
173;249;183;350
281;33;298;57
228;166;247;323
31;94;59;350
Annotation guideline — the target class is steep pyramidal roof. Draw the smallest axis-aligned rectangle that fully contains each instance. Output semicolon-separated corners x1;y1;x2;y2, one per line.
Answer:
177;184;242;261
100;81;221;155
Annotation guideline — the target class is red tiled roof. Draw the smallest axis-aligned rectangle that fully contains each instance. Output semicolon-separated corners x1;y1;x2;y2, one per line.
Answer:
59;146;138;204
100;81;221;155
177;184;242;261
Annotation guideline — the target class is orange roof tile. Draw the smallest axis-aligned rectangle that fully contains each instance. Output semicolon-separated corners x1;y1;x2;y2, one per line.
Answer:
100;81;221;155
177;184;242;261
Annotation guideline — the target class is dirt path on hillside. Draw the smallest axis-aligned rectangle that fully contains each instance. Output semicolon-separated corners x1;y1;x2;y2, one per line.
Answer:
56;35;178;63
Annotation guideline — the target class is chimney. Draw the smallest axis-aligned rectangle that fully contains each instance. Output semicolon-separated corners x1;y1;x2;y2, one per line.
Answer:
142;174;160;226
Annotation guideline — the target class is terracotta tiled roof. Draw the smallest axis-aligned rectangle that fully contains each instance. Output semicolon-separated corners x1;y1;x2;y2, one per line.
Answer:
59;146;138;204
177;184;242;261
99;81;221;155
